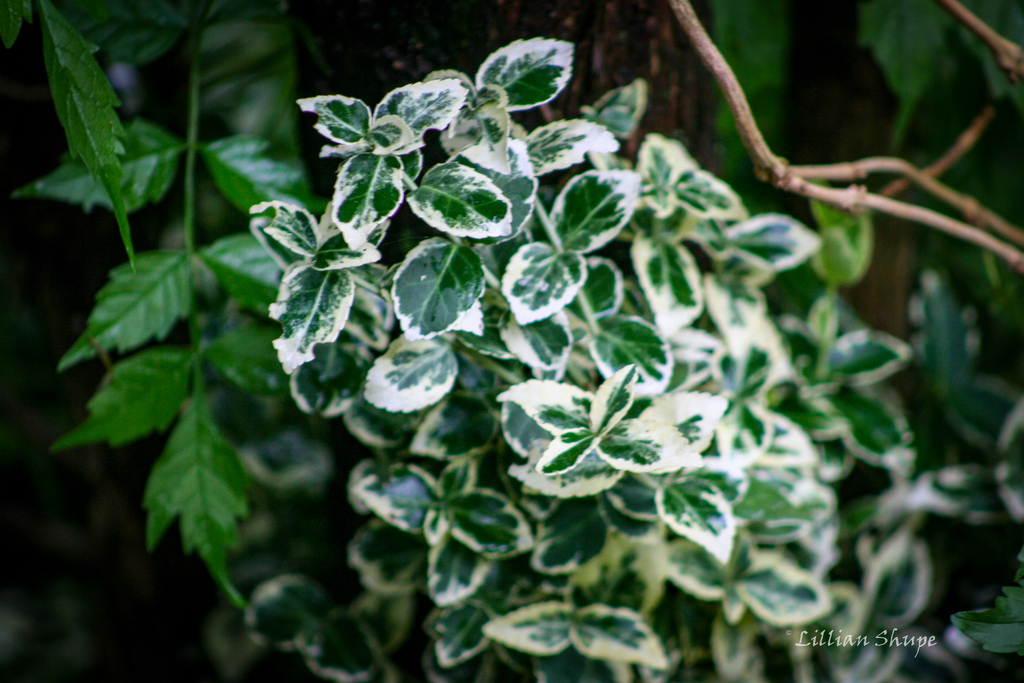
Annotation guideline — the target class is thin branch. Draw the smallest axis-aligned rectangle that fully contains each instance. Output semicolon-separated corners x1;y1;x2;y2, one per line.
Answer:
932;0;1024;83
666;0;1024;275
879;102;995;198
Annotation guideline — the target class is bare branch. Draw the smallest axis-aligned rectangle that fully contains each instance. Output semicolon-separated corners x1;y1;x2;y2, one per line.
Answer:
666;0;1024;275
932;0;1024;83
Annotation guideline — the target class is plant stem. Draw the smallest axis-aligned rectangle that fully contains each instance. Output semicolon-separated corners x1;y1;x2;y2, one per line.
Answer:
532;198;563;252
183;5;209;367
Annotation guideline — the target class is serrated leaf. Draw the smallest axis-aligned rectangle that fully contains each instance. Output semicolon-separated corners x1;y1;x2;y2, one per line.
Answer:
375;78;469;139
449;489;534;558
456;138;537;236
502;243;587;325
298;94;371;145
590;316;673;396
348;520;427;594
552;170;640;254
59;251;190;371
725;213;821;272
202;136;317;213
392;238;486;340
143;396;248;602
205;324;288;396
571;604;667;669
656;477;736;564
331;153;404;248
54;346;191;449
1;0;32;48
531;499;607;574
499;310;572;373
364;336;458;413
201;233;282;314
57;0;186;64
953;587;1024;655
14;118;184;213
289;342;369;416
38;0;133;262
349;460;436;533
631;237;703;336
828;329;911;385
476;38;574;111
269;263;355;373
526;119;619;176
245;574;332;648
483;601;573;655
411;393;498;459
428;536;491;606
432;603;491;668
408;162;512;240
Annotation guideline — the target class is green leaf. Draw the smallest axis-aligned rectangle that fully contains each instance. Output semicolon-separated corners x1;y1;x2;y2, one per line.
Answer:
589;316;673;396
289;342;369;416
531;499;607;574
203;325;288;397
737;550;832;626
499;311;572;373
576;257;623;320
298;94;371;145
348;520;427;594
245;574;332;647
631;237;703;336
59;251;190;371
526;119;619;176
392;238;486;340
409;162;513;240
431;603;491;668
725;213;821;272
656;477;736;564
0;0;31;48
501;243;587;325
53;346;191;449
250;200;322;258
37;0;133;263
810;200;874;286
828;329;911;385
483;601;573;655
57;0;187;64
510;449;624;499
364;336;459;413
269;264;355;373
349;460;436;533
375;78;469;140
411;393;498;459
14;118;184;213
143;396;248;603
297;610;378;683
201;136;317;214
675;170;746;221
456;138;538;236
858;0;952;142
581;78;648;139
534;645;628;683
831;389;910;465
571;604;668;669
331;153;404;248
553;170;641;254
953;587;1024;655
636;133;699;218
476;38;574;111
200;233;282;314
497;379;592;435
448;489;534;558
428;536;491;606
664;538;726;600
344;395;415;448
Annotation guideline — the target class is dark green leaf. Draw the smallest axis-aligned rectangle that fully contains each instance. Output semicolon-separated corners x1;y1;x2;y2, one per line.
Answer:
455;139;538;239
553;170;640;254
0;0;31;48
349;460;437;533
200;233;282;314
411;393;498;459
54;346;192;449
409;162;512;240
502;243;586;325
348;519;427;593
534;645;622;683
297;94;371;145
202;136;318;213
57;0;187;64
532;499;607;574
448;489;533;558
575;257;622;321
428;536;490;606
476;38;574;111
331;153;404;247
59;251;190;371
431;604;490;668
204;325;288;396
245;574;332;647
392;238;486;340
589;316;673;396
297;610;378;682
289;342;369;417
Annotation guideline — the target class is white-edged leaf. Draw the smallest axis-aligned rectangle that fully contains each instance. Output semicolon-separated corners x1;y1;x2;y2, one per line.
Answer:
581;78;648;139
408;162;512;239
343;396;414;449
288;341;369;417
552;170;641;254
482;601;573;655
538;429;600;475
597;417;700;473
298;95;371;145
444;84;511;172
428;536;491;606
502;243;587;325
431;603;491;668
331;153;404;249
578;257;623;320
675;170;747;221
531;499;607;574
656;478;736;563
526;119;618;176
664;538;726;600
245;574;332;648
640;391;729;454
589;316;673;396
670;328;725;391
714;401;776;467
756;412;818;468
497;379;592;435
828;329;912;385
590;365;638;434
410;393;498;459
456;138;537;236
510;449;623;499
366;114;417;155
375;78;469;139
475;38;574;111
269;264;355;373
725;213;821;272
737;550;832;626
364;336;457;412
571;604;668;669
311;232;382;271
391;238;485;340
347;519;427;594
501;401;553;458
631;236;703;336
448;489;534;558
499;310;572;373
636;133;698;218
348;460;436;533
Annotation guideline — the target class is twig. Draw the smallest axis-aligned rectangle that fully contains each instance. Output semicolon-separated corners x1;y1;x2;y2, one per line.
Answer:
879;102;995;198
666;0;1024;275
932;0;1024;83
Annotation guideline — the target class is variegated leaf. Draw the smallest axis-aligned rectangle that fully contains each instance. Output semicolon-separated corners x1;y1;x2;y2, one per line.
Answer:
828;329;912;385
375;78;469;139
675;170;747;221
591;365;638;434
656;477;736;564
861;527;932;628
531;499;608;574
501;242;587;325
343;395;414;449
252;200;322;258
392;238;485;340
538;429;600;475
482;601;573;655
734;474;832;543
640;391;729;454
831;389;912;467
331;153;404;248
448;489;534;558
597;417;699;473
577;257;623;320
510;449;623;498
444;84;511;172
589;316;673;396
347;520;426;594
501;401;553;458
710;614;763;683
631;236;703;336
269;264;355;373
411;394;498;459
756;411;818;468
366;114;417;155
526;119;618;176
604;477;659;521
311;232;382;271
431;603;490;668
298;95;371;145
497;378;592;435
534;646;631;683
475;38;574;111
499;310;572;373
664;538;726;600
364;336;458;413
581;78;648;139
714;402;776;467
408;162;512;239
725;213;821;272
290;342;369;417
636;133;698;219
571;604;668;669
245;574;332;648
737;550;832;626
296;610;378;683
552;170;641;254
428;536;491;606
348;460;437;533
346;286;394;351
457;138;537;236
